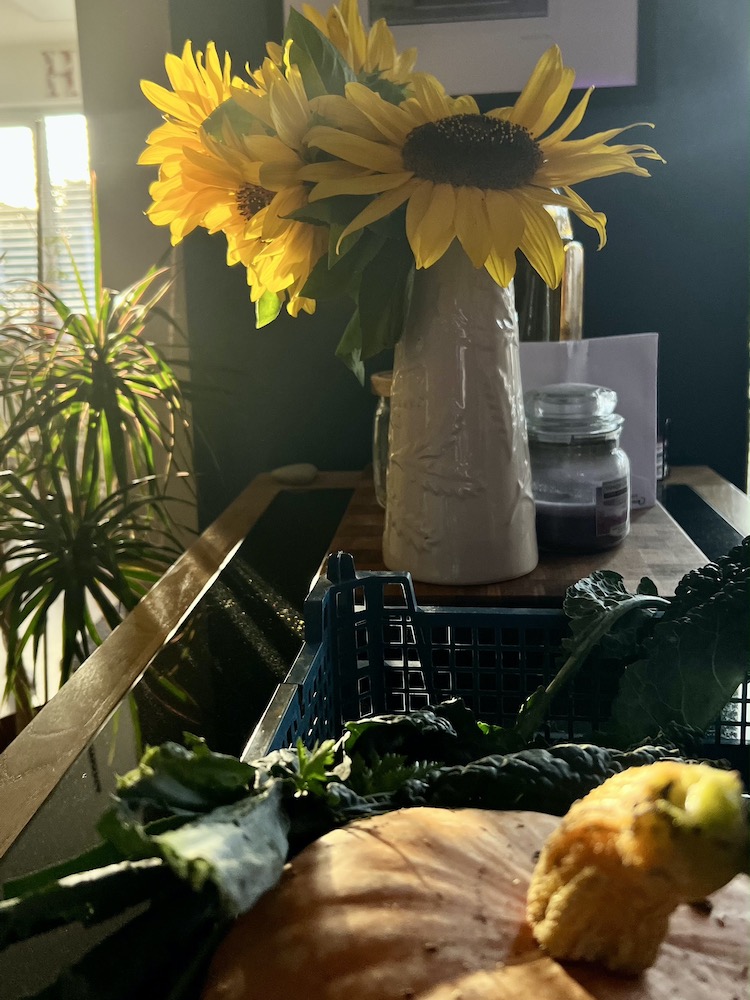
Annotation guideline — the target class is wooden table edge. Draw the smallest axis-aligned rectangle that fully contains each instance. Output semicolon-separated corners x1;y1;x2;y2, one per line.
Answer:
0;470;364;859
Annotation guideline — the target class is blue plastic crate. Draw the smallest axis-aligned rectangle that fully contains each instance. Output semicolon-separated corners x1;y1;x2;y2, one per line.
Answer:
242;553;749;773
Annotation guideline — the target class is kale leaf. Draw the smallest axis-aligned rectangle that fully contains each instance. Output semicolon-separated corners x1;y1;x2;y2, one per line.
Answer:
609;537;750;744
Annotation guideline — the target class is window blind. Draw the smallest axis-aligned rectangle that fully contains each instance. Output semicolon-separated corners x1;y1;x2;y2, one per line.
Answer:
0;114;94;320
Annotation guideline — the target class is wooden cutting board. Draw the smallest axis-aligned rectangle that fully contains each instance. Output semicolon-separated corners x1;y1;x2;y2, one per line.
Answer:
202;808;749;1000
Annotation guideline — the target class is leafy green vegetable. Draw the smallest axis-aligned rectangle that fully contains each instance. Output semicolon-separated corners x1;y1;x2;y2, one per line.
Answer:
0;859;173;947
113;734;254;816
609;537;750;743
5;542;748;999
153;783;289;917
515;539;749;747
513;571;669;742
422;744;687;815
345;699;524;765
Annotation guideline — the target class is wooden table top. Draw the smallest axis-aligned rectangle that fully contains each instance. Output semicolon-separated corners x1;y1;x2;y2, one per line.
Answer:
325;468;734;604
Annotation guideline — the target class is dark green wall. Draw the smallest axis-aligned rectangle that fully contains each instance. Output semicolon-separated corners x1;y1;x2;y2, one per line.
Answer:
168;0;749;527
483;0;750;489
169;0;378;527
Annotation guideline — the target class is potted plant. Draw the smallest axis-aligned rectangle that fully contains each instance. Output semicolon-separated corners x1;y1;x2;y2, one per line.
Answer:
0;191;193;737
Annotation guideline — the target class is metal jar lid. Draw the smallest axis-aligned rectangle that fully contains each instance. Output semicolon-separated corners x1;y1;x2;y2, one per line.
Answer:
524;383;624;443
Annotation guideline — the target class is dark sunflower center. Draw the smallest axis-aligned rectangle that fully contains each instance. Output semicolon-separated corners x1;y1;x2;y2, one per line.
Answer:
236;182;274;220
402;114;542;190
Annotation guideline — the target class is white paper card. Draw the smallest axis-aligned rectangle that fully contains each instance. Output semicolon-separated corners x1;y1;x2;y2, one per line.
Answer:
519;333;659;509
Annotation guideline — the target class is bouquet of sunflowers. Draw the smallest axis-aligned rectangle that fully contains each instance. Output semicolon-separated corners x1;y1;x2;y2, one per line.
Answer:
140;0;661;379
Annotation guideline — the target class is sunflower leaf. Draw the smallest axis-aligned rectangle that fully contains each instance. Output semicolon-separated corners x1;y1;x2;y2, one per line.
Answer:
364;75;409;106
334;310;365;386
301;229;385;301
255;290;283;328
357;237;415;360
283;194;371;228
201;96;261;143
284;9;356;99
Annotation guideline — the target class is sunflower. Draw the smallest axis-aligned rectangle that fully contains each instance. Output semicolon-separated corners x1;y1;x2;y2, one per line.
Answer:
186;58;327;317
302;46;664;287
139;41;248;170
299;0;416;88
140;41;259;245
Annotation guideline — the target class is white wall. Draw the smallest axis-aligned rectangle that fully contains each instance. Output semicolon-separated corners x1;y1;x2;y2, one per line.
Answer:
0;40;80;117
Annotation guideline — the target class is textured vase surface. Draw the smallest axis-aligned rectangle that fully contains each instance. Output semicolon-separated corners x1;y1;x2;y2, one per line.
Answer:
382;243;538;585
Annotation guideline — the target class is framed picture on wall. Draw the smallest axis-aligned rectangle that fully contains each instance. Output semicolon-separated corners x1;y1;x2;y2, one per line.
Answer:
282;0;639;95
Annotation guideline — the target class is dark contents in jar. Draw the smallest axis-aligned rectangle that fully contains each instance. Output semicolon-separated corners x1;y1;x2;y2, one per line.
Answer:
535;500;626;553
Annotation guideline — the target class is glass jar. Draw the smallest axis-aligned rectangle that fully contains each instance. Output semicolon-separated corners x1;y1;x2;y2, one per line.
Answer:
525;383;630;552
371;370;392;508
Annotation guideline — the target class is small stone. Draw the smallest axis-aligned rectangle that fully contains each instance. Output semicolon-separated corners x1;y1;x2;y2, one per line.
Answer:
270;463;319;485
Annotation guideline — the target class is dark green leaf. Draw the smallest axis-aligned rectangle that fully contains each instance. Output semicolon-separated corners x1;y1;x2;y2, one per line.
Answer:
357;236;415;359
2;842;123;900
334;309;365;385
609;538;750;743
365;75;409;105
284;9;356;98
114;735;255;815
0;858;174;947
513;570;670;742
202;96;262;142
301;229;385;301
284;193;370;228
154;781;289;917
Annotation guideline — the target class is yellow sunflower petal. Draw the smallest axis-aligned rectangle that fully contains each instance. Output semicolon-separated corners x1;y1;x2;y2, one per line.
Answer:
340;82;412;144
507;45;572;137
298;160;370;182
306;125;404;172
310;171;415;201
259;160;304;190
453;186;492;268
516;192;565;288
367;19;396;73
341;0;368;68
326;8;356;70
405;179;433;247
484;189;525;261
524;185;607;249
311;94;385;142
266;40;283;64
301;3;327;34
262;187;303;239
409;73;453;122
536;149;656;187
410;183;457;269
242;134;300;165
451;94;480;115
485;106;513;121
484;247;516;287
541;86;594;144
336;179;421;250
141;79;194;121
269;68;310;149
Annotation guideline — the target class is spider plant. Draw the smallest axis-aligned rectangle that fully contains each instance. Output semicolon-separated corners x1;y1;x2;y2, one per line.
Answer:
0;193;190;498
0;451;183;712
0;184;193;727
